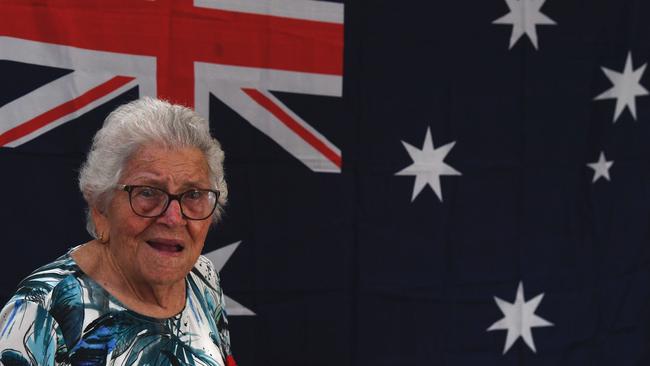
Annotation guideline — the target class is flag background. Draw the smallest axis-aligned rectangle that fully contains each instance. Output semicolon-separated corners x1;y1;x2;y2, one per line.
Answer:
2;0;650;365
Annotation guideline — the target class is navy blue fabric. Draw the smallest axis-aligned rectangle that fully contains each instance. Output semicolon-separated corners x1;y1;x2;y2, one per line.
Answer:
2;0;650;365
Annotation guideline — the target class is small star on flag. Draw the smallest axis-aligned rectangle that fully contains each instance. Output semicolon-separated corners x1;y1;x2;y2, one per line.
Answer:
587;151;614;183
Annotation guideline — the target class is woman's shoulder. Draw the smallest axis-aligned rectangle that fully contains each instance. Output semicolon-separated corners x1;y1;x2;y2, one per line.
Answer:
189;255;222;292
9;251;82;308
0;250;87;354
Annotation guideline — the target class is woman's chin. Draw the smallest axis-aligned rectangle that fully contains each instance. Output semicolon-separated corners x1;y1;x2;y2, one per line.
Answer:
138;248;194;285
142;268;187;287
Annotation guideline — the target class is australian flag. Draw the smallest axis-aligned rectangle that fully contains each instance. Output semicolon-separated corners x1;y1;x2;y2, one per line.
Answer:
1;0;650;365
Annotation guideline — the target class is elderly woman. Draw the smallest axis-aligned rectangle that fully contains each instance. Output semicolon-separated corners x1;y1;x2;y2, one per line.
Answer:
0;98;236;366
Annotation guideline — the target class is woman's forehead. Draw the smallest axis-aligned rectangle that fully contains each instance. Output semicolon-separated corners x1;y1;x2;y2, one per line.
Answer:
121;145;210;187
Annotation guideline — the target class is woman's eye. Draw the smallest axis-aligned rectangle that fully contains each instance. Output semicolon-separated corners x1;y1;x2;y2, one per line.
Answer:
185;190;203;200
136;188;159;198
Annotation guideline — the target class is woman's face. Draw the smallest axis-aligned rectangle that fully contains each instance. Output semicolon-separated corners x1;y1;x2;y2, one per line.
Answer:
93;144;213;287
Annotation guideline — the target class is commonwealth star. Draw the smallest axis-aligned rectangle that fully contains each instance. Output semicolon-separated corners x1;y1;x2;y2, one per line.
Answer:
205;241;255;316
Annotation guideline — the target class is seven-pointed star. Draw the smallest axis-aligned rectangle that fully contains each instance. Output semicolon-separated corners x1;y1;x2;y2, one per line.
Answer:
487;282;553;354
204;241;255;316
395;127;461;202
587;151;614;183
493;0;557;50
594;52;649;123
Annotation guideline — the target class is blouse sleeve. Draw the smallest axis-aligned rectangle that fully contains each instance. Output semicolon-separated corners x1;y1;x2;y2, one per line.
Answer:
214;272;237;366
194;255;237;366
0;298;66;366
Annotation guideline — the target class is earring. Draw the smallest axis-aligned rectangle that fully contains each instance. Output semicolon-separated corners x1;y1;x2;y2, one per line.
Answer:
99;232;108;244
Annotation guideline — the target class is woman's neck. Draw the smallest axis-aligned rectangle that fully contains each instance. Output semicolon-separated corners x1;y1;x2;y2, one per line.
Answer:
71;241;186;318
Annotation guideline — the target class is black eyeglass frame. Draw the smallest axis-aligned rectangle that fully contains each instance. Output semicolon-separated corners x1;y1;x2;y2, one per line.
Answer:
117;184;220;220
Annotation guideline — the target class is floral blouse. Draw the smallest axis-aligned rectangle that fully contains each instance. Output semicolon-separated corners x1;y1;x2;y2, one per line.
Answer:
0;251;236;366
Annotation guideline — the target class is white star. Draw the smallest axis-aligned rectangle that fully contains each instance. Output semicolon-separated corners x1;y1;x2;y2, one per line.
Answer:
493;0;557;50
587;151;614;183
594;52;649;123
487;282;553;354
395;127;461;202
204;241;255;316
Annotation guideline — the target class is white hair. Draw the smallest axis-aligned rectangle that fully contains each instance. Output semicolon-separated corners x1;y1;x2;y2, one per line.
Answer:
78;97;228;237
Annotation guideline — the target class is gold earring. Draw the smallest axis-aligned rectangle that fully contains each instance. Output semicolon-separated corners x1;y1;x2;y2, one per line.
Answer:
99;232;108;244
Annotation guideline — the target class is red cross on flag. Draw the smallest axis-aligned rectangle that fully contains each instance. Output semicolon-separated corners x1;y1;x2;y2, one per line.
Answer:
0;0;344;172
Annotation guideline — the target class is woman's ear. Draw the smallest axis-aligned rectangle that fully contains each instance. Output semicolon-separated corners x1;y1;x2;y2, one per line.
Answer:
91;205;110;243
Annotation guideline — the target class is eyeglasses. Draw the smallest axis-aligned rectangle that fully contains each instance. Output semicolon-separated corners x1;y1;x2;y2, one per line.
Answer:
118;184;219;220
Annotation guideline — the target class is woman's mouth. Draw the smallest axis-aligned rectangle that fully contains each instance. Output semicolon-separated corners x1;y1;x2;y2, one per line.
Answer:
146;240;184;253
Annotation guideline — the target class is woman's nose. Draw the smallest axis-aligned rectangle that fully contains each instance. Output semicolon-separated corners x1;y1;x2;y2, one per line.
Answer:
158;199;186;225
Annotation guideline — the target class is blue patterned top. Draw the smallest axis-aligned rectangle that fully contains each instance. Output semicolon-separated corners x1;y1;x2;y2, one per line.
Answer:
0;250;235;366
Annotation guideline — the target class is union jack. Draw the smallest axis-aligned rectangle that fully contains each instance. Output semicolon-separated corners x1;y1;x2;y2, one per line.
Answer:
0;0;344;172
